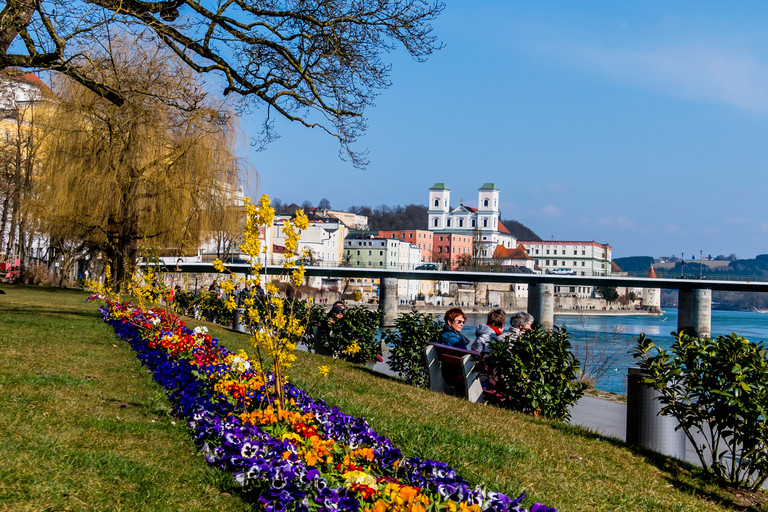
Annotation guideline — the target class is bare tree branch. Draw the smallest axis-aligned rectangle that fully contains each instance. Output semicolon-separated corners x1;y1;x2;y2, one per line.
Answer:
0;0;444;167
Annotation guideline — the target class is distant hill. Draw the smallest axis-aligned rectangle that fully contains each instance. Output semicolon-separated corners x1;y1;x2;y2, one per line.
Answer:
350;204;428;230
501;219;541;242
613;256;654;273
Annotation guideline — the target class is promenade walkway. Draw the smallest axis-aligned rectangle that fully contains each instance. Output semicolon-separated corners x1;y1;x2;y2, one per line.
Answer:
367;352;707;468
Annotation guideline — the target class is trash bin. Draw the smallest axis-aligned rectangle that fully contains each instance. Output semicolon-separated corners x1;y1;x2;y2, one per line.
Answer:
626;367;687;459
233;308;247;333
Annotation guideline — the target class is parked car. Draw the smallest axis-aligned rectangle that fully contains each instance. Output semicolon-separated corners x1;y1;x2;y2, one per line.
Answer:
415;263;438;270
548;268;574;275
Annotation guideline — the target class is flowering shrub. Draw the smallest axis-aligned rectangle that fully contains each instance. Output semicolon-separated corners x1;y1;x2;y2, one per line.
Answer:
94;297;556;512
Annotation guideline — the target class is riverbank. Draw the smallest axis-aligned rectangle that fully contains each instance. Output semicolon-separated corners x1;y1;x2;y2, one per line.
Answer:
390;303;663;317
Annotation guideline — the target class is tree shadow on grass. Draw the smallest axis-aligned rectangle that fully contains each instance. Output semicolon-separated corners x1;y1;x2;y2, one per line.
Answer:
544;418;766;511
2;304;101;320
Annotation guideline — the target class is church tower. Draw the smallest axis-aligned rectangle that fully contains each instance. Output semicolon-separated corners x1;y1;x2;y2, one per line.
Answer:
642;267;662;313
476;183;500;232
428;183;450;230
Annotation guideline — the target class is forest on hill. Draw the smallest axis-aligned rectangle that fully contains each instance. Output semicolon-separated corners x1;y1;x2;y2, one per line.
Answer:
615;255;768;311
275;199;541;241
347;205;541;240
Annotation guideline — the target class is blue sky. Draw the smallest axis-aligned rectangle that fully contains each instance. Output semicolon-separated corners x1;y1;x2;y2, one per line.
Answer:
243;2;768;260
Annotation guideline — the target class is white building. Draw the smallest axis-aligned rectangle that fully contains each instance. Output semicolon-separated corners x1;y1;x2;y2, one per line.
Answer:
427;182;516;259
520;240;612;298
520;240;612;277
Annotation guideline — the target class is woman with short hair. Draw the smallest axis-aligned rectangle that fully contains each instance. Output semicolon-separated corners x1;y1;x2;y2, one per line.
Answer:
437;307;471;349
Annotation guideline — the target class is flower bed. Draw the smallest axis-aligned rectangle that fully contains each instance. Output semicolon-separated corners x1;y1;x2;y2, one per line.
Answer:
95;298;555;512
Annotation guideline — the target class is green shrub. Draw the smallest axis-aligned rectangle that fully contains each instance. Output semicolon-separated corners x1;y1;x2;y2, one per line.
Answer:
383;310;442;388
633;331;768;490
311;305;382;364
205;292;235;324
173;290;197;316
480;325;585;420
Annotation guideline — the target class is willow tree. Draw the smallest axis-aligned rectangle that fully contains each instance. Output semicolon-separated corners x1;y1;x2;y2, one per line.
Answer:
30;37;244;286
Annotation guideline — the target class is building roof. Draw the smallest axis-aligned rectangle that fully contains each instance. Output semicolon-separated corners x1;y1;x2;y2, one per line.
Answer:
611;261;622;272
430;182;449;190
492;244;531;260
648;267;658;279
519;240;612;249
478;183;499;191
498;221;510;234
0;69;53;96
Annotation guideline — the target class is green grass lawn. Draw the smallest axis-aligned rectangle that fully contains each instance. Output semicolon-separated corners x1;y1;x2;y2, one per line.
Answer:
1;283;765;512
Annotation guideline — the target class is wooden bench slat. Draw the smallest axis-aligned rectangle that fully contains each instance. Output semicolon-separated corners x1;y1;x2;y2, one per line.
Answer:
425;343;484;403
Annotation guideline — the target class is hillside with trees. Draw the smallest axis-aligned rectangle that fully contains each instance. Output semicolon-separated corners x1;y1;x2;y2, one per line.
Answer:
501;219;541;242
619;255;768;311
300;202;542;239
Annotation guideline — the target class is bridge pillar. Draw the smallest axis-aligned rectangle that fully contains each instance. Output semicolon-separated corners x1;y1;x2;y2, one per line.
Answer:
677;288;711;337
527;282;554;331
379;277;399;327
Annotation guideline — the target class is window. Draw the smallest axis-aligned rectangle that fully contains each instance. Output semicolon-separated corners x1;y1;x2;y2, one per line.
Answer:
434;198;439;207
380;250;383;256
433;218;439;227
446;219;451;227
356;250;360;255
483;218;488;228
459;219;463;227
471;219;476;227
379;261;383;266
546;249;550;255
368;250;371;255
483;198;489;207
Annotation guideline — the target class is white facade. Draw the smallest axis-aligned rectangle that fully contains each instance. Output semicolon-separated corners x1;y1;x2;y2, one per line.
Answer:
521;241;612;277
427;183;516;260
521;240;612;298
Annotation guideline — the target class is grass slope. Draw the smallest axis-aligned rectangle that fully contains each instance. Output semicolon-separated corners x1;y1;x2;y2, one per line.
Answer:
0;284;765;511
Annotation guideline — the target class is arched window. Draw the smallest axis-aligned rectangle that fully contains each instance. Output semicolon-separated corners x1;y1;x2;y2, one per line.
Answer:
483;218;488;228
446;219;451;227
434;198;439;207
433;218;439;227
483;198;489;207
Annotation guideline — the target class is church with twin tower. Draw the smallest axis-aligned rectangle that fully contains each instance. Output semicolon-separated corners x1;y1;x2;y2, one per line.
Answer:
427;182;517;259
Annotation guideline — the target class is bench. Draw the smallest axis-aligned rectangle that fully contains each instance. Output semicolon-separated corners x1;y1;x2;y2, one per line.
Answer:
425;343;484;403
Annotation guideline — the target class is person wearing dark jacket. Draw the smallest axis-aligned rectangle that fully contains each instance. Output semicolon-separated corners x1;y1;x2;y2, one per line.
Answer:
437;307;471;349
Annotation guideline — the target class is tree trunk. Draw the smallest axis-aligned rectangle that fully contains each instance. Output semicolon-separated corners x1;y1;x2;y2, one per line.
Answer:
0;0;37;56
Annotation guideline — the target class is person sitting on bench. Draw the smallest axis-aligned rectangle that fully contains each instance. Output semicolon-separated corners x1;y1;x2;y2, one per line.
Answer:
437;307;471;349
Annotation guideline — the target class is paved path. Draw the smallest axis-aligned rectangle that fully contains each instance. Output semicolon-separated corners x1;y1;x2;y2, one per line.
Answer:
303;344;708;468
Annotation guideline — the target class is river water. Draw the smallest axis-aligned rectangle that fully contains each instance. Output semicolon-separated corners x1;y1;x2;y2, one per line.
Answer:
459;310;768;394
